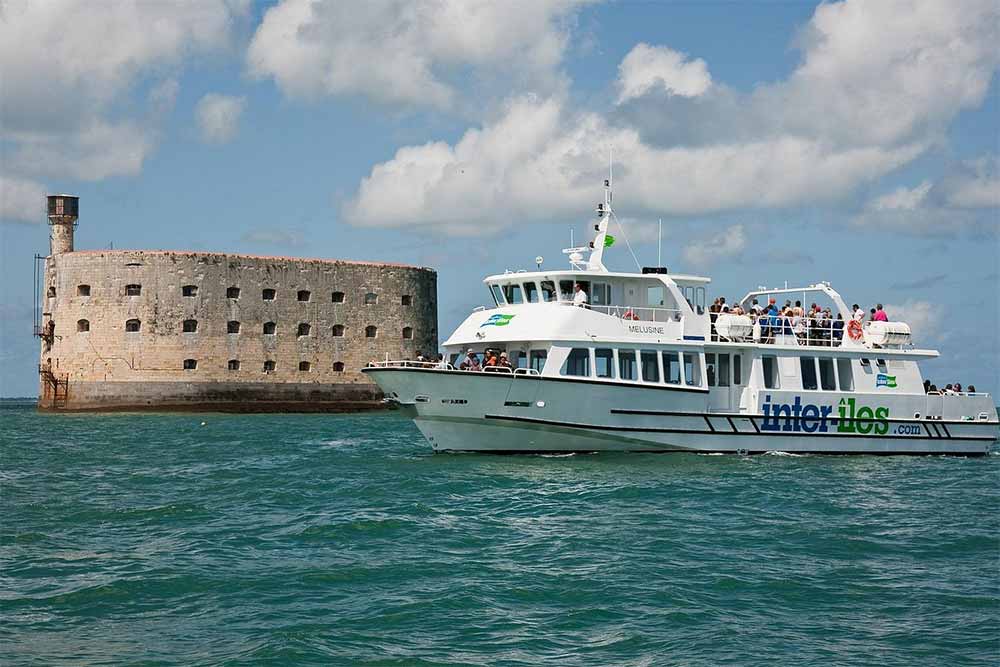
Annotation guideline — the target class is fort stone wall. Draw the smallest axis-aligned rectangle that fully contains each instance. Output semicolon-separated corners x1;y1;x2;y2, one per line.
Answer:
39;250;437;411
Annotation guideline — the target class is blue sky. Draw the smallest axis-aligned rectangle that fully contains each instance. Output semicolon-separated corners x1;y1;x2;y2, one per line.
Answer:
1;0;998;397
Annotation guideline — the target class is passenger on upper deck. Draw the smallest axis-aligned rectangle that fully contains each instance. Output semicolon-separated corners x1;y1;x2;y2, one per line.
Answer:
852;304;865;321
873;304;888;322
573;283;588;307
498;352;512;369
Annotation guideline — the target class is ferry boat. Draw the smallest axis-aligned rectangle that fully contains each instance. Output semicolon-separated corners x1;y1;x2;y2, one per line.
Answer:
363;177;998;455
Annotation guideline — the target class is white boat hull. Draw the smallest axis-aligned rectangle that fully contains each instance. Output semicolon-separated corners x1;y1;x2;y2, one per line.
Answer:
365;368;998;456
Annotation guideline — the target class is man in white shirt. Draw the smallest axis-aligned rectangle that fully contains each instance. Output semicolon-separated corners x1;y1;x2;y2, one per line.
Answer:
852;303;865;321
573;283;588;307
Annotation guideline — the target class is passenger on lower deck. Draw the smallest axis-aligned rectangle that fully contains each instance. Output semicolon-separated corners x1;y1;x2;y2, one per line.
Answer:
460;349;481;371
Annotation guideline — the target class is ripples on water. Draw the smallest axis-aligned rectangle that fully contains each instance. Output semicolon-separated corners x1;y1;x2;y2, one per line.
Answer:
1;403;997;666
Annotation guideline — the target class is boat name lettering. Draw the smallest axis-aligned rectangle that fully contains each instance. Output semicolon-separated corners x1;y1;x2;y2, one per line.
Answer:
628;325;665;334
760;395;890;435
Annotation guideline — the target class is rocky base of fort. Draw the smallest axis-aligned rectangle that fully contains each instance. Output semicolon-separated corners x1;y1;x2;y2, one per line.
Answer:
37;381;388;413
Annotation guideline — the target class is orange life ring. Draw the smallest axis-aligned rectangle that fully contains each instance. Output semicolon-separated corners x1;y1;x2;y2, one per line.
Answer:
847;319;863;341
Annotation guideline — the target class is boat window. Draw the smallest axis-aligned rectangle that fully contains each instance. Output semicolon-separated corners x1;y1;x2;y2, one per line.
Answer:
503;283;523;304
490;284;505;306
640;350;659;383
559;280;574;302
523;282;539;303
684;353;701;386
876;358;887;371
663;351;681;384
695;287;706;314
561;348;591;377
647;285;665;307
618;350;637;381
762;355;779;389
450;353;462;367
511;350;527;369
718;354;731;387
705;353;716;387
540;281;557;302
819;358;836;391
592;283;611;306
529;349;548;373
837;358;854;391
733;354;742;385
800;357;818;390
595;348;614;379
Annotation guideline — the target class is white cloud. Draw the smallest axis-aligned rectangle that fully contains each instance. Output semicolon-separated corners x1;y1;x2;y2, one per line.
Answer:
344;94;922;231
616;44;711;104
345;0;998;235
884;300;942;343
853;156;1000;235
8;120;154;182
196;94;247;144
868;182;933;212
247;0;589;110
0;0;247;180
682;224;746;268
0;176;47;223
941;155;1000;208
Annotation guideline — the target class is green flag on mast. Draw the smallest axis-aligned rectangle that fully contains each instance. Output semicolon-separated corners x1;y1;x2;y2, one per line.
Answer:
604;234;615;248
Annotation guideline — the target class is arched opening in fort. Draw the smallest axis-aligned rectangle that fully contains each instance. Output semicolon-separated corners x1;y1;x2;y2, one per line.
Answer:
333;362;345;372
299;361;311;372
332;291;345;303
263;322;276;335
297;290;311;302
297;323;311;337
183;359;198;370
262;288;276;301
332;324;345;337
182;319;198;333
365;325;378;338
182;285;198;297
263;360;276;373
125;319;141;332
77;284;90;297
227;321;241;334
227;287;240;299
125;284;141;296
228;360;240;371
77;319;90;332
402;327;413;339
365;292;378;305
401;295;412;306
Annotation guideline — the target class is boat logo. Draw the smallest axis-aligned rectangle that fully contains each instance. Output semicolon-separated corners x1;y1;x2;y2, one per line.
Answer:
760;395;890;435
876;373;897;388
481;313;515;328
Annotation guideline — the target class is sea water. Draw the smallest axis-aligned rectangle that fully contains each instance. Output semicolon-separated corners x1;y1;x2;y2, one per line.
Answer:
2;403;998;666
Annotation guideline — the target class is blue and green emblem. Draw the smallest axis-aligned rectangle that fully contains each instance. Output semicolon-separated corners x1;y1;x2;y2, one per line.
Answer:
481;314;515;328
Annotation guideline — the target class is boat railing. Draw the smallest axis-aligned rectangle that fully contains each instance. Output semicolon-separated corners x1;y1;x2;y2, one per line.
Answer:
585;304;684;323
714;317;914;349
367;360;451;370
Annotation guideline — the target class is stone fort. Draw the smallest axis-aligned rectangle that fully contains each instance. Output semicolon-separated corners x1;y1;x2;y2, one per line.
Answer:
37;195;438;411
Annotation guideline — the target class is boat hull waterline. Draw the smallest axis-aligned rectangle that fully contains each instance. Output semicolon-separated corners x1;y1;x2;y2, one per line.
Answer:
365;368;997;455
